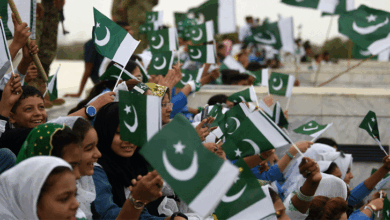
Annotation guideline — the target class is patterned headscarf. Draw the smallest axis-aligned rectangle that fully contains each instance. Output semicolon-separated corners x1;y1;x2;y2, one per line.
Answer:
15;123;68;164
145;83;169;98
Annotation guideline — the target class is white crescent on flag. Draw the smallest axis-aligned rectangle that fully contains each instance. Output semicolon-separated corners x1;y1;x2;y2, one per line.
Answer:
221;185;247;203
352;17;389;35
162;150;198;181
95;27;110;46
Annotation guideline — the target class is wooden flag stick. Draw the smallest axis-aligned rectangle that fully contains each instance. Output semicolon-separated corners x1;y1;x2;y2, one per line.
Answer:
378;191;383;218
313;16;333;86
7;0;48;82
292;142;304;157
375;137;388;156
113;63;128;90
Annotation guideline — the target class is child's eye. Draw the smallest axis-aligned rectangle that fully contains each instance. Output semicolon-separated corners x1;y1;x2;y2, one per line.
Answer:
25;107;32;111
39;106;45;109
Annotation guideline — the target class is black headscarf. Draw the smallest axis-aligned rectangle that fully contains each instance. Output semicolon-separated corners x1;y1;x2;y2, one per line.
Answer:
94;102;149;207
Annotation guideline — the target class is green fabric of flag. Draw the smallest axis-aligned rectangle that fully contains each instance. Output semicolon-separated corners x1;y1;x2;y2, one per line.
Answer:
272;102;289;129
384;196;390;220
148;51;175;76
119;91;161;147
293;120;333;138
178;18;197;40
268;72;295;97
189;20;214;44
250;69;269;87
148;27;178;53
352;43;378;59
218;103;251;138
322;0;355;16
93;8;139;66
140;115;239;218
0;18;11;79
214;159;275;220
208;104;224;127
359;110;380;141
222;110;291;159
175;69;199;88
281;0;338;13
139;23;157;35
46;65;61;102
227;86;258;103
188;44;216;64
99;63;135;81
339;5;390;55
145;11;163;25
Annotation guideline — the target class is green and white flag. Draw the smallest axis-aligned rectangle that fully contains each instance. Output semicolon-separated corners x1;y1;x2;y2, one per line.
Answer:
188;44;216;64
219;56;247;73
93;8;139;67
140;115;239;218
190;20;214;44
186;0;236;34
145;11;163;26
272;102;289;129
322;0;354;15
139;22;158;35
134;59;150;83
99;63;138;81
208;104;226;127
384;196;390;220
359;110;380;141
227;86;258;103
0;18;11;79
0;0;36;39
281;0;339;13
251;69;269;87
214;159;276;220
268;72;295;97
217;103;251;138
352;43;378;59
148;27;178;53
148;51;175;75
222;110;291;159
119;91;161;147
258;99;273;117
293;120;333;138
46;65;61;101
175;69;199;88
339;5;390;55
177;18;197;40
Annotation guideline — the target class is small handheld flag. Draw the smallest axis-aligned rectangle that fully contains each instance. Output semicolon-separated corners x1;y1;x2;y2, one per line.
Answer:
268;72;295;97
227;86;258;104
187;44;216;64
43;65;61;101
294;120;333;142
359;111;387;155
147;27;178;53
0;18;13;79
148;51;175;76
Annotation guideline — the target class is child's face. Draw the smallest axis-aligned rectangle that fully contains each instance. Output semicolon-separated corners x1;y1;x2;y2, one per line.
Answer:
9;95;47;128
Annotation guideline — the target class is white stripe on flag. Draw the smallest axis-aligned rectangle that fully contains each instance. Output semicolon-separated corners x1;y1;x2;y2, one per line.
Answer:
227;194;275;220
346;0;355;11
317;0;338;13
274;102;281;125
206;20;215;42
249;85;258;103
206;44;216;64
368;33;390;55
278;17;295;53
223;56;246;73
309;123;333;138
239;102;251;116
196;66;204;82
146;96;161;141
247;111;290;148
113;64;139;81
212;126;224;139
168;27;177;51
285;75;296;97
189;160;239;218
0;19;11;79
112;34;140;66
258;100;273;117
168;52;175;69
217;0;236;34
261;69;269;87
378;48;390;62
157;11;164;26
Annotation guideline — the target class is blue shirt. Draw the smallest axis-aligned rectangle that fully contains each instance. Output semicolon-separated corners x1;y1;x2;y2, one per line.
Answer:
84;39;104;84
170;87;188;118
229;159;284;182
92;166;164;220
348;181;372;206
348;210;371;220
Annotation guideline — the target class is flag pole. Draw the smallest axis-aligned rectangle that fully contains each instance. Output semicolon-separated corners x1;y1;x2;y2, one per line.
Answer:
375;137;388;156
285;97;291;111
378;191;383;218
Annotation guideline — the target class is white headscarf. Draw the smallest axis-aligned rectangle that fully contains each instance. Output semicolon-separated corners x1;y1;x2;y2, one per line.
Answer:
48;116;83;129
0;156;71;220
317;161;332;173
76;176;96;220
319;151;353;180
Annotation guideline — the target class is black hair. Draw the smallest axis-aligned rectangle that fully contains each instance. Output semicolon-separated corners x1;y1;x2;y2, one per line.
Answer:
315;137;338;150
130;55;142;62
116;21;129;27
217;43;225;50
245;16;253;22
315;54;321;60
51;126;81;158
324;162;339;175
106;60;137;74
221;70;249;85
11;86;43;113
208;94;228;106
38;166;72;202
323;51;330;56
268;188;280;203
72;118;93;141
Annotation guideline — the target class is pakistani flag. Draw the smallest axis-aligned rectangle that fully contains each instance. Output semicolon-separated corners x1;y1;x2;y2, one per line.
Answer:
119;91;161;147
148;27;178;53
359;110;380;141
93;8;139;67
46;65;60;101
148;51;175;76
186;0;236;34
208;104;225;127
140;115;239;218
227;86;258;103
139;22;158;35
145;11;163;26
293;120;333;138
214;159;276;220
222;110;291;159
339;5;390;55
272;102;289;129
268;72;295;97
384;196;390;220
99;63;138;81
352;43;378;59
190;20;214;44
0;18;11;79
175;69;199;88
175;12;186;27
0;0;36;39
217;103;251;138
188;44;216;64
258;99;273;117
251;69;269;87
281;0;339;13
178;18;197;40
322;0;355;16
220;56;247;73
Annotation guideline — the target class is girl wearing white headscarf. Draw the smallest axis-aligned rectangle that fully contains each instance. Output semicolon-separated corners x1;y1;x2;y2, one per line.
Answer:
0;156;78;220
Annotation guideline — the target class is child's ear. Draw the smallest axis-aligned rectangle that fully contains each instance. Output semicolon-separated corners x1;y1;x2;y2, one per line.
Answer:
9;112;16;124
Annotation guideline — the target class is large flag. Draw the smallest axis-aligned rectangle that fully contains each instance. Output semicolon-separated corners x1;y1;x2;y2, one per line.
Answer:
188;44;216;64
0;18;11;78
0;0;37;39
119;91;161;147
187;0;236;35
339;5;390;55
281;0;339;14
222;110;291;159
322;0;355;15
293;120;333;138
147;27;178;53
148;51;175;75
99;63;137;81
247;17;295;53
384;196;390;220
251;69;269;87
214;159;276;220
272;102;289;129
227;86;258;104
145;11;163;26
217;103;251;138
268;72;295;97
219;56;247;73
46;65;61;101
359;110;380;141
352;43;378;59
140;115;239;218
190;20;215;44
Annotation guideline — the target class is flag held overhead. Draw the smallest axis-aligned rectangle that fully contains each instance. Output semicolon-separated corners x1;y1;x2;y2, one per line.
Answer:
268;72;295;97
359;111;380;141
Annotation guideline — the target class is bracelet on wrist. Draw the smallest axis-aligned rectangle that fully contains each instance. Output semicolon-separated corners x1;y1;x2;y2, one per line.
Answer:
286;151;294;159
296;187;314;202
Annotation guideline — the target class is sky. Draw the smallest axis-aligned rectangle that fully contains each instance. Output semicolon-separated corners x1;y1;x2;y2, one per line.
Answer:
58;0;390;45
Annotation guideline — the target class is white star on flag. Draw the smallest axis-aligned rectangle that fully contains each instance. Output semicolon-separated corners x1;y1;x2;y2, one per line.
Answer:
124;105;131;114
151;36;156;41
366;14;377;22
235;148;242;157
96;22;100;28
173;141;186;154
372;118;375;122
234;177;240;183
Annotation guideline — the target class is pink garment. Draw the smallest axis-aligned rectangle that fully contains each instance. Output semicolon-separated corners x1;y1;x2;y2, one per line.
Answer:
222;39;233;55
